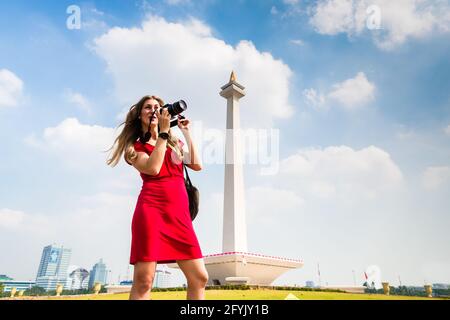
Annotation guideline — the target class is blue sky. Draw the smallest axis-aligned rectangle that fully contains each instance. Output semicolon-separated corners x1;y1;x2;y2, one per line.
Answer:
1;0;450;288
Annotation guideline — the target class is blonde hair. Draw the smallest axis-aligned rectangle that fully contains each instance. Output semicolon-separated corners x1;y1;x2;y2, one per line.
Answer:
105;95;183;167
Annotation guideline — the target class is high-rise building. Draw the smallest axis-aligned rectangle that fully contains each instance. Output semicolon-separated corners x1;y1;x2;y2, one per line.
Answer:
35;244;71;291
433;283;450;289
0;275;35;293
66;266;90;290
88;259;108;289
153;265;172;288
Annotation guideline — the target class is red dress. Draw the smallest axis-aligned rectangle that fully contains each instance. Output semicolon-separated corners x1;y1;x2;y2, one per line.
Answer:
129;139;203;265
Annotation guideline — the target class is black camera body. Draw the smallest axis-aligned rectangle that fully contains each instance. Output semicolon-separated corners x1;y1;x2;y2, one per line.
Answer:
161;100;187;128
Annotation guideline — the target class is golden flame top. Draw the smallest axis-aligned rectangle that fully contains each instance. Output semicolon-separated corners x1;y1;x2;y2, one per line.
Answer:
230;70;236;82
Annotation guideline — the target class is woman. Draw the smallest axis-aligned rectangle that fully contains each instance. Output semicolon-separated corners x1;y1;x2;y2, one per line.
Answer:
106;95;208;300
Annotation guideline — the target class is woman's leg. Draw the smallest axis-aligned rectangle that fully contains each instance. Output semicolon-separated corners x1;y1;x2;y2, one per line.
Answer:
129;261;157;300
177;258;209;300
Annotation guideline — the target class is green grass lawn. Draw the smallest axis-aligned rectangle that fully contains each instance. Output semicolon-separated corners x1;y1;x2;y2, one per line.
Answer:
32;289;444;300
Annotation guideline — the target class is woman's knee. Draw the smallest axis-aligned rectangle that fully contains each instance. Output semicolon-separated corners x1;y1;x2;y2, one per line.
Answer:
133;273;155;292
132;262;156;292
188;270;209;287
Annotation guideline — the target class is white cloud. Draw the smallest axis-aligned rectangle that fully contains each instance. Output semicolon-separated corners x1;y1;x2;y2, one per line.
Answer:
24;118;117;170
328;72;375;109
0;69;24;107
283;0;300;5
309;0;355;36
64;89;93;114
395;124;417;140
396;130;416;140
289;39;305;46
165;0;191;5
302;88;326;110
309;0;450;50
422;166;450;190
92;15;294;128
247;186;305;224
280;145;403;201
0;208;25;229
90;8;104;15
303;72;375;110
271;6;279;15
444;124;450;136
0;208;54;237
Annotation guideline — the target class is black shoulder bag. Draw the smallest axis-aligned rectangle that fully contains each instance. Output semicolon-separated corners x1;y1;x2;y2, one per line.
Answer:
184;164;199;221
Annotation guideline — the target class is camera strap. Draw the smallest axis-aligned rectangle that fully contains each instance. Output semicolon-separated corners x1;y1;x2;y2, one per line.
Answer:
184;164;193;187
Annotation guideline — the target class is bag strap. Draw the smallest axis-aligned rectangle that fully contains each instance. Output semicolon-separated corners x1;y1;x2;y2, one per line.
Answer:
184;163;193;187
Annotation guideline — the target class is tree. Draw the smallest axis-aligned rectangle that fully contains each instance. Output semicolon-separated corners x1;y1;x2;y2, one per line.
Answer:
24;286;46;296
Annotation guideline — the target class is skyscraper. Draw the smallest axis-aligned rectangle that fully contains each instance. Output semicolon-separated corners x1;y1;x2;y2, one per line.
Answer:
66;266;90;290
88;258;108;289
153;265;172;288
35;244;71;291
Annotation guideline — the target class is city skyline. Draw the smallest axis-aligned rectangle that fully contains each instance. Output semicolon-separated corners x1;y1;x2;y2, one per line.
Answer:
35;244;72;291
1;239;449;288
0;0;449;287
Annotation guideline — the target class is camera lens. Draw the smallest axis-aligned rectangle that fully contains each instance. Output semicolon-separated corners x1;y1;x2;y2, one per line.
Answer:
162;100;187;117
172;100;187;114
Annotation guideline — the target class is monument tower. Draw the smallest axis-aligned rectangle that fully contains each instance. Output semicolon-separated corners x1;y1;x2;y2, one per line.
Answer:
221;70;247;253
169;72;303;286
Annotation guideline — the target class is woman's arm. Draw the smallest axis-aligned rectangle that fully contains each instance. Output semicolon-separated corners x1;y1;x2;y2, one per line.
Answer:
182;130;202;171
177;115;202;171
132;138;168;175
131;108;171;175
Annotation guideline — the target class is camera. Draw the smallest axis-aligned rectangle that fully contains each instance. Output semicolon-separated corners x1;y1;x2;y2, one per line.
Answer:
140;99;188;144
161;100;187;127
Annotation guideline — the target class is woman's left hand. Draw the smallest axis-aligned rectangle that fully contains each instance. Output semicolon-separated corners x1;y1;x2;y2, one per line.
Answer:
177;115;191;131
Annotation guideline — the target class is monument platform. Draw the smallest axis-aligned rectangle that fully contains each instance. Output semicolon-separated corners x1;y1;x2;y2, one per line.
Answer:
167;251;303;286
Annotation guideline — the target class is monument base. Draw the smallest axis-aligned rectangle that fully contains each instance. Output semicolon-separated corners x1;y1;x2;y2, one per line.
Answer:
167;252;303;286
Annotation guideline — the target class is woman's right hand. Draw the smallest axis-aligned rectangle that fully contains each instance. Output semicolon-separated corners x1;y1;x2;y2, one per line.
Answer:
157;108;171;133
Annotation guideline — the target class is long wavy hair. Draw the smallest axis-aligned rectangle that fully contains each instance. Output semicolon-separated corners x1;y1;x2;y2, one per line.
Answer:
106;95;183;167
